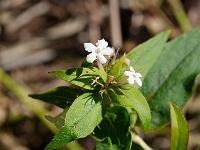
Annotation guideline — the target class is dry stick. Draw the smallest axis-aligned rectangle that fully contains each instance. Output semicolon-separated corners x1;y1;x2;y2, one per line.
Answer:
46;18;87;40
0;18;87;70
140;1;174;34
0;0;27;10
0;69;57;132
0;68;84;150
86;0;102;43
1;49;56;70
109;0;123;48
156;6;174;29
6;1;50;33
189;133;200;148
0;132;29;150
167;0;192;32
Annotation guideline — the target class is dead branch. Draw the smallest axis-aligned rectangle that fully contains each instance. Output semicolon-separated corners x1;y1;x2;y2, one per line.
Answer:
6;1;50;33
109;0;122;48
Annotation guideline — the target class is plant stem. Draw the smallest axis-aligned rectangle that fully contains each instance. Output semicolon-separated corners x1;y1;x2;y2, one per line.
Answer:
0;68;84;150
127;108;138;129
97;62;105;73
132;133;153;150
109;0;122;48
0;68;56;132
167;0;192;32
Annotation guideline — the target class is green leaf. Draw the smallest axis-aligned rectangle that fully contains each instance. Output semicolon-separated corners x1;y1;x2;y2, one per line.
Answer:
128;31;170;79
46;109;68;129
94;106;132;150
45;93;102;150
170;102;189;150
109;54;126;77
81;61;108;82
193;74;200;95
95;137;119;150
108;86;151;132
141;27;200;128
81;60;93;68
94;67;108;83
49;67;106;90
29;86;83;108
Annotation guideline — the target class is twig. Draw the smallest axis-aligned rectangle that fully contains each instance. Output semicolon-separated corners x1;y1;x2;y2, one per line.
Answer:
46;18;87;40
109;0;122;48
0;49;56;70
132;133;153;150
0;18;87;70
0;0;27;9
85;0;102;43
167;0;192;32
6;1;50;33
0;132;29;150
189;133;200;148
0;68;56;132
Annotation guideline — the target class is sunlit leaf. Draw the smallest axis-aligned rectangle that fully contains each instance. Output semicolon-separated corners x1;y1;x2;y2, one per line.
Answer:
109;54;126;77
109;86;151;132
142;27;200;128
128;31;170;79
49;67;106;90
45;93;102;150
170;102;189;150
46;109;68;129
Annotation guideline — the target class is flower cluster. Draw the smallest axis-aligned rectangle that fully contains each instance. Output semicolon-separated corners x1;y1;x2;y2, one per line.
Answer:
84;39;142;87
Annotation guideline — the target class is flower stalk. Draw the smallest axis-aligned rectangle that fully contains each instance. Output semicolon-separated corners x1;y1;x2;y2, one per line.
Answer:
132;133;153;150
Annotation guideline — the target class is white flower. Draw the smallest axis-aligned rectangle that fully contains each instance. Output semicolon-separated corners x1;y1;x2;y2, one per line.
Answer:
124;66;142;87
84;39;114;64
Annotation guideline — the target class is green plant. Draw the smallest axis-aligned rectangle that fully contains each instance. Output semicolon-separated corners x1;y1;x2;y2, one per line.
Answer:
30;27;200;150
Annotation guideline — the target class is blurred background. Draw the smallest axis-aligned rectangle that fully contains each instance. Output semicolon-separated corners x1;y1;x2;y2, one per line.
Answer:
0;0;200;149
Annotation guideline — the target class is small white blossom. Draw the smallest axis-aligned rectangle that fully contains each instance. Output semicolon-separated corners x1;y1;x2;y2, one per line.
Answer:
84;39;114;64
124;66;142;87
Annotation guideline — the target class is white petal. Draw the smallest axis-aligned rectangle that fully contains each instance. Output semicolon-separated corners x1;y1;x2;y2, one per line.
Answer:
86;53;97;63
135;78;142;87
97;54;107;64
124;71;133;77
101;47;114;56
127;76;135;85
96;39;108;50
130;66;135;73
84;43;97;52
134;72;142;78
